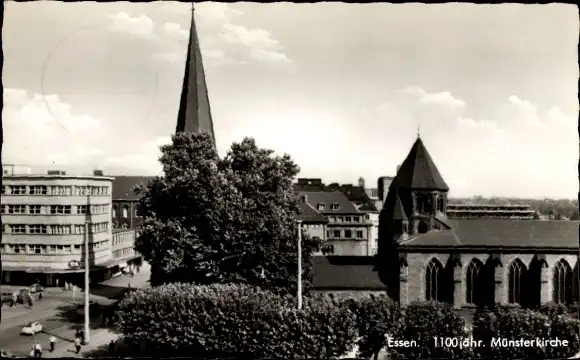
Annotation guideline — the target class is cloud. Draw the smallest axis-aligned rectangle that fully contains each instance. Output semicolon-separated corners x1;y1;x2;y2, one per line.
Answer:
108;12;156;39
367;86;578;198
3;88;105;167
153;3;291;67
104;136;171;174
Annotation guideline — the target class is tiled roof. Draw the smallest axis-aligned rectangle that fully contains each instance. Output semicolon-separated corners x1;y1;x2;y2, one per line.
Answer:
400;219;579;248
390;137;449;191
175;8;215;144
312;256;385;290
112;176;156;200
298;191;360;215
331;185;378;212
297;201;328;223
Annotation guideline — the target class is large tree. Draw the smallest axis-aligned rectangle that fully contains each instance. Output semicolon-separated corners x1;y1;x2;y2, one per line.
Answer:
134;131;319;295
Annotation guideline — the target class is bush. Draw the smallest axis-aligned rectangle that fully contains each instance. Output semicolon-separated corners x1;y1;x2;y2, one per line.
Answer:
547;313;580;358
538;302;570;318
116;283;358;359
389;301;474;360
473;305;551;360
341;294;402;360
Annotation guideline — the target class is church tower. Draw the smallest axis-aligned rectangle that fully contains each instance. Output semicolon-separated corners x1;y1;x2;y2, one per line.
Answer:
175;6;216;145
380;136;449;244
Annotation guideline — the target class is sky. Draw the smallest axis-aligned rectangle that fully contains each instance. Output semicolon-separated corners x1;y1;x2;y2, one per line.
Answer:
2;2;579;199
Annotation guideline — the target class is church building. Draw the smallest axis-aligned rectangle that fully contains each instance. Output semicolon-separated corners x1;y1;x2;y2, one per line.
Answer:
313;136;579;309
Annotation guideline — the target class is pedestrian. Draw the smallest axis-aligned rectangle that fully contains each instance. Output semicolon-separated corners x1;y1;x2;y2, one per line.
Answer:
108;340;116;356
49;335;56;352
74;337;82;354
34;342;42;358
65;282;69;291
56;278;60;289
29;345;35;358
38;292;43;301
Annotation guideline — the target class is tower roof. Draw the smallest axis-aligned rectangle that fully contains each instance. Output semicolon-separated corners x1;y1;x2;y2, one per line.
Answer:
392;192;408;221
391;137;449;191
175;6;216;144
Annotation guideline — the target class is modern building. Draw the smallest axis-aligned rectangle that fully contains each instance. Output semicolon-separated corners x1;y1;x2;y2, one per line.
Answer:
111;176;155;230
312;136;579;310
110;229;142;274
446;203;536;219
298;191;373;256
1;167;118;286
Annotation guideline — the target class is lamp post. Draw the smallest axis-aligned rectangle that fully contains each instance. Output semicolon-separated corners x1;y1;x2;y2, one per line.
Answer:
297;220;303;310
83;221;90;345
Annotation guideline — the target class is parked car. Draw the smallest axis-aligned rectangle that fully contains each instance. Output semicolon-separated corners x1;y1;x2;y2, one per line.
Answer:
29;284;44;293
21;322;43;335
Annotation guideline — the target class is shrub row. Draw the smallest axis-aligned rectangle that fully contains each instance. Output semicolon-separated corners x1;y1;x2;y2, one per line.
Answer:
115;285;580;360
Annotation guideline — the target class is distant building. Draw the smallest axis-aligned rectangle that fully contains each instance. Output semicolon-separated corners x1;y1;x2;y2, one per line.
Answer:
110;229;142;274
297;191;373;256
297;198;328;254
0;166;133;285
446;203;536;220
111;176;155;230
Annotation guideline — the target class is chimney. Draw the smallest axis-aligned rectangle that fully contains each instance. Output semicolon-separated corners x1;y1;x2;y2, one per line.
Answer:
93;170;104;176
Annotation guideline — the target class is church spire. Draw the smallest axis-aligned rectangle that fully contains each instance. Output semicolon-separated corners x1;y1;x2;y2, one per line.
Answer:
175;4;216;145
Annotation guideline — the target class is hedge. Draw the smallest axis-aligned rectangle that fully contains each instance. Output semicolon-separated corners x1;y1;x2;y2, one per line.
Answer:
472;304;580;360
115;283;358;359
388;301;474;360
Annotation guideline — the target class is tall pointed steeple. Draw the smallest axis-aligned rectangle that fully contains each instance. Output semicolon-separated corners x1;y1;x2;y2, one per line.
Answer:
175;4;216;144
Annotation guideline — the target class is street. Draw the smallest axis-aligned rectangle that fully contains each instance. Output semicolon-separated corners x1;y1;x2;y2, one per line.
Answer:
0;262;150;357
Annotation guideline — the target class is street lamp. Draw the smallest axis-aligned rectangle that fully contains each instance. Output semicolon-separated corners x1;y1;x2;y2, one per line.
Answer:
297;220;303;310
83;220;90;345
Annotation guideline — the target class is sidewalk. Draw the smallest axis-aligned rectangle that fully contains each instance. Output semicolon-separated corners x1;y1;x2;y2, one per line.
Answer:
42;328;121;358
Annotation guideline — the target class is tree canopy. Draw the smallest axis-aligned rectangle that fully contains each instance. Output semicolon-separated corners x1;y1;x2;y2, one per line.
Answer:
134;131;319;295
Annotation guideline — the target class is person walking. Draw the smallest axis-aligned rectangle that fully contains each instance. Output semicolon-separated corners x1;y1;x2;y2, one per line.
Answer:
56;278;60;289
34;342;42;358
74;337;82;354
108;340;116;356
29;344;35;358
49;335;56;352
38;292;43;301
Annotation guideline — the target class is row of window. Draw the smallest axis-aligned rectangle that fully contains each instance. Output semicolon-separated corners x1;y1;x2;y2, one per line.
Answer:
2;185;109;196
327;215;364;223
326;229;365;239
316;203;340;212
113;247;135;259
2;222;110;235
113;233;134;246
0;240;110;255
112;206;137;219
1;204;109;215
425;258;579;306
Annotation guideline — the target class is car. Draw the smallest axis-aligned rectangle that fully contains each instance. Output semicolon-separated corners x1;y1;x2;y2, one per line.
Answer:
20;322;43;335
29;284;44;293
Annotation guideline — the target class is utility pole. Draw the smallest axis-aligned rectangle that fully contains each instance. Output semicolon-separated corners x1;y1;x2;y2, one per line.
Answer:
83;221;90;345
297;220;303;310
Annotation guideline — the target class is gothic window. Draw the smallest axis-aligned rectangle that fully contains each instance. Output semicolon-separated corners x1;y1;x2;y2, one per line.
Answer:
466;259;484;305
508;259;527;305
426;258;444;301
122;206;129;219
553;259;573;304
112;205;117;218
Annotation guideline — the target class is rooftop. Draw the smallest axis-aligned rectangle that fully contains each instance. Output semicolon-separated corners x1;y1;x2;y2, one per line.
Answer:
112;176;156;200
298;191;360;215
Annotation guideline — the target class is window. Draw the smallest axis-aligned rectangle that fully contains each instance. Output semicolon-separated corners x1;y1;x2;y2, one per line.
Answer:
333;230;340;238
553;259;574;304
122;223;128;229
330;203;339;211
356;230;364;238
47;245;56;253
52;225;72;235
57;245;64;252
74;244;81;252
29;186;48;195
112;206;117;218
29;245;43;254
425;259;445;302
122;206;129;218
345;216;352;222
29;225;47;234
14;245;26;254
29;205;42;214
74;224;86;234
466;259;484;305
10;225;26;234
508;259;527;305
344;230;352;238
1;186;5;194
7;205;26;214
317;203;325;211
77;205;88;214
63;245;72;253
11;186;27;195
0;206;4;214
134;209;139;217
50;205;71;215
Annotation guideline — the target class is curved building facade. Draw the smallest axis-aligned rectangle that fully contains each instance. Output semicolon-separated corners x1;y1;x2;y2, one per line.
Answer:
1;172;115;286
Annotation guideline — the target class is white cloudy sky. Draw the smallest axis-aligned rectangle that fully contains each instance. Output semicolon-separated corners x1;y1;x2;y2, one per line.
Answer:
3;2;579;198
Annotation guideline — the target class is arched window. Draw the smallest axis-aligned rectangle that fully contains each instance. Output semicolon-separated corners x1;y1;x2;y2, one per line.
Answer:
553;259;573;304
466;259;484;305
426;259;444;301
112;205;117;218
508;259;527;304
122;206;128;218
